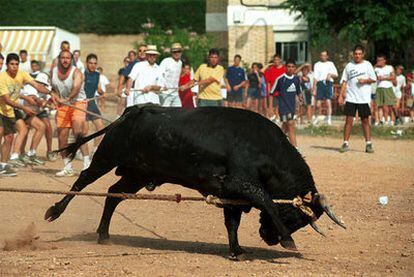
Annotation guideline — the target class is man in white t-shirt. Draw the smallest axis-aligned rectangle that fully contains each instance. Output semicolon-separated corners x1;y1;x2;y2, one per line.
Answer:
125;45;164;106
159;43;183;107
338;45;377;153
393;65;406;125
19;50;31;73
73;50;85;73
374;55;396;125
312;50;338;125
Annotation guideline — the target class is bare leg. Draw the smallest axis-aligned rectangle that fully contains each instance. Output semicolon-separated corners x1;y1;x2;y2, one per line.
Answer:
12;119;28;155
41;118;53;152
72;119;89;156
26;116;46;152
361;117;371;141
92;118;105;147
286;120;297;147
343;115;354;141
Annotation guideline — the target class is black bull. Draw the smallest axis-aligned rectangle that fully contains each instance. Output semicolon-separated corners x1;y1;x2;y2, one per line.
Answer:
45;105;345;259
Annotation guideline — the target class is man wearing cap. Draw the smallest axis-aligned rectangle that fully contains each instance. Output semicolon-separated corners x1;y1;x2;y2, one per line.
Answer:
125;45;164;106
159;43;183;107
0;53;50;176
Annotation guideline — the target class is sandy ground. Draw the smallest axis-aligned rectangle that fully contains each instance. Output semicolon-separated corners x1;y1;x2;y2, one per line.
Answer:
0;105;413;276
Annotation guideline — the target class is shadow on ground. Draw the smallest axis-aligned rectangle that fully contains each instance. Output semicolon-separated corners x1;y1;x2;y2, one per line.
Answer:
310;145;364;153
53;232;305;262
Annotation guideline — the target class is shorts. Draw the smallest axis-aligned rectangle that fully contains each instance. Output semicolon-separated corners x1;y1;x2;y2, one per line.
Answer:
13;109;24;121
371;93;376;100
86;101;102;121
248;87;261;99
376;87;396;106
56;101;87;128
197;99;222;107
316;81;333;100
0;114;17;135
37;110;49;119
227;92;243;103
393;89;402;100
344;102;371;118
159;92;182;107
280;112;295;123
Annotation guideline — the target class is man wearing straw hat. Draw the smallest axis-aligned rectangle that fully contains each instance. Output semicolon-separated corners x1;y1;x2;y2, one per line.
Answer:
125;45;164;106
159;43;183;107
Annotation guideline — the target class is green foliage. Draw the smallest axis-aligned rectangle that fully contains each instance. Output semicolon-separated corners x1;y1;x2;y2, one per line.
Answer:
0;0;205;34
140;27;215;69
285;0;414;48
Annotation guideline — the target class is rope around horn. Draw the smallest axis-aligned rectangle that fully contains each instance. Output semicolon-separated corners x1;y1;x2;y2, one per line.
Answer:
0;187;316;219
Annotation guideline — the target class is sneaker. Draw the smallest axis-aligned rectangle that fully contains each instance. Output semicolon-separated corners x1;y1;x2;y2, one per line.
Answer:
55;168;74;177
365;143;374;153
29;155;45;165
47;151;58;162
0;164;17;177
8;158;26;168
339;142;349;153
20;154;37;166
327;118;332;125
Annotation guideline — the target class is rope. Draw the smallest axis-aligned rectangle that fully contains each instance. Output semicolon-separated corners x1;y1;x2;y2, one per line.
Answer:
0;187;316;219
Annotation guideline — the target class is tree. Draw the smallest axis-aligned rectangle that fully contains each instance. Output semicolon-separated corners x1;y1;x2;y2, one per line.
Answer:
284;0;414;64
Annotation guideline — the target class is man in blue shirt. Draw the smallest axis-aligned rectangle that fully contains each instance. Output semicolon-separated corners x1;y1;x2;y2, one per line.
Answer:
225;55;246;108
272;59;302;147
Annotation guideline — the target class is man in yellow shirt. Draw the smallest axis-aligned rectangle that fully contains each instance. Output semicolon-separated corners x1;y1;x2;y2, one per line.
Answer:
184;48;225;107
0;53;50;176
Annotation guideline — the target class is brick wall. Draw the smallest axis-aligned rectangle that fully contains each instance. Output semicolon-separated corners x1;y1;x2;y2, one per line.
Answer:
79;33;144;92
228;25;274;66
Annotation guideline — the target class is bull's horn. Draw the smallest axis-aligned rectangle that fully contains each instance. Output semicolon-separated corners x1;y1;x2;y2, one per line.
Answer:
318;194;346;229
310;221;326;237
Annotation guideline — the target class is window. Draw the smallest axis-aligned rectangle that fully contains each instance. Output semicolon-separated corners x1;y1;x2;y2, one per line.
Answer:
275;41;308;64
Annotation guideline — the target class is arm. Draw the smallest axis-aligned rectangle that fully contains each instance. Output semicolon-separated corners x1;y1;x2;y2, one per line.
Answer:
19;94;37;106
117;75;126;96
338;81;347;106
66;69;83;102
96;82;104;95
0;95;36;116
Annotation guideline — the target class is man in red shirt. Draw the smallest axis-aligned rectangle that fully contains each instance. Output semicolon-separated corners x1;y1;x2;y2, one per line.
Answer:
263;54;286;122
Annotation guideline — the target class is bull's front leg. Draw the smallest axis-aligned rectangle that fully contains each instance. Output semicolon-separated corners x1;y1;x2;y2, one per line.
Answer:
224;206;246;260
240;182;297;251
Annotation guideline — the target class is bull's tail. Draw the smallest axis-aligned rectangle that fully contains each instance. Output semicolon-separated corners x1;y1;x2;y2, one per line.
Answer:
54;125;110;160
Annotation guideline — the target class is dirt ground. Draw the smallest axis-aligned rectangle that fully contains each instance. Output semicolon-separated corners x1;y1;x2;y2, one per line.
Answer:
0;106;413;276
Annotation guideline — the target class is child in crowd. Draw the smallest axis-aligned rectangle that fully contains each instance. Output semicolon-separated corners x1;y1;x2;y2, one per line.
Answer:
271;59;303;147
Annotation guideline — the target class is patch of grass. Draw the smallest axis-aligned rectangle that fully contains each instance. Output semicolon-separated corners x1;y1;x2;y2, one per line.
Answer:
297;124;414;140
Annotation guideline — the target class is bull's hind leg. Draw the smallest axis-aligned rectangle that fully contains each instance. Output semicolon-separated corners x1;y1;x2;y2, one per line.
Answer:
96;175;147;244
44;158;115;222
224;206;246;260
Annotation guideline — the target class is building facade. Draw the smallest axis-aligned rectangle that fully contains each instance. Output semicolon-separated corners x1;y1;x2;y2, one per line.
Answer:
206;0;309;66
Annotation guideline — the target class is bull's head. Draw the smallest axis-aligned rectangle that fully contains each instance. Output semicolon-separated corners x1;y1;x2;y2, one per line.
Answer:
259;193;345;245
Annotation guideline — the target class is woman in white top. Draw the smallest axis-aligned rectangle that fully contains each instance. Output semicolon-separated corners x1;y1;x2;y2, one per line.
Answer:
393;65;406;124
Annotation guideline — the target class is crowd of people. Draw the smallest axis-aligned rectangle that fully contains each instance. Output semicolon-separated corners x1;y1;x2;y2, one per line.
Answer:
1;40;414;178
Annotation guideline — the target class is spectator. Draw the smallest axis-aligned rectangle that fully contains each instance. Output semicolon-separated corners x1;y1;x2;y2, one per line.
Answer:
375;54;396;125
125;45;164;106
50;41;75;74
73;50;85;72
83;54;104;156
19;50;31;73
393;65;406;125
116;56;129;116
257;63;267;116
297;63;314;124
30;60;41;78
312;50;338;125
271;59;302;147
0;53;4;71
0;53;50;176
191;48;225;107
178;62;195;108
246;63;262;113
159;43;183;107
338;45;376;153
410;69;414;122
264;54;286;122
97;66;110;111
225;54;246;109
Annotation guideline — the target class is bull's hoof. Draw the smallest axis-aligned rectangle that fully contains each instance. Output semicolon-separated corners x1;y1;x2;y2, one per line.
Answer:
44;204;64;222
97;236;111;245
229;253;247;261
280;237;298;251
